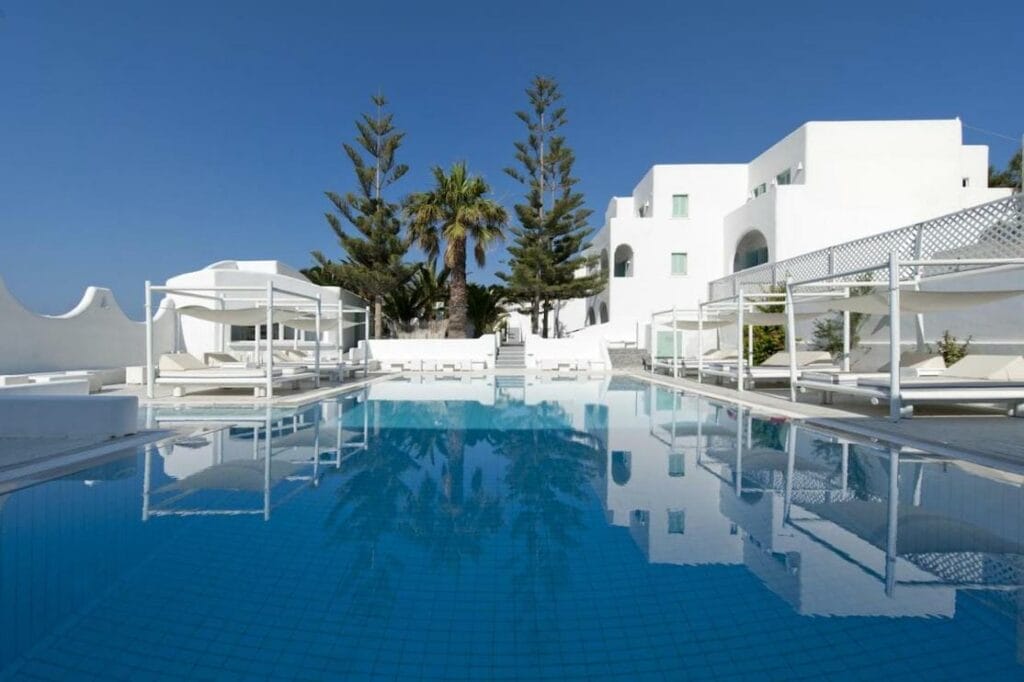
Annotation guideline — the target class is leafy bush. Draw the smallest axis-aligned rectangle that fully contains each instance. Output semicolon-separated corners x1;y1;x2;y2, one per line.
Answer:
933;330;971;365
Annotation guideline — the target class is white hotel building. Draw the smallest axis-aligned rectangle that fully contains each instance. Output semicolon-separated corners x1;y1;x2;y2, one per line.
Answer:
562;119;1013;352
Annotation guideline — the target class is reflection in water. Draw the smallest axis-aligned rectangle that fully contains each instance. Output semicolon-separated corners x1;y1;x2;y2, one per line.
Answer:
2;376;1024;677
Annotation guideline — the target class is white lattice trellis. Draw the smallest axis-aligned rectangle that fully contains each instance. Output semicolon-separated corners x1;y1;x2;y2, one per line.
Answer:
709;194;1024;299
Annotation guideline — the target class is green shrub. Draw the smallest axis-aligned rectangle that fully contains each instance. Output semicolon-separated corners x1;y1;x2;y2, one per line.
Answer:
933;330;971;365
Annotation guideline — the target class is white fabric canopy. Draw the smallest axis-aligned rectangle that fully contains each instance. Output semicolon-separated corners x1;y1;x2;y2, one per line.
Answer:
286;316;363;332
665;318;735;330
742;311;819;326
801;289;1024;315
176;305;308;325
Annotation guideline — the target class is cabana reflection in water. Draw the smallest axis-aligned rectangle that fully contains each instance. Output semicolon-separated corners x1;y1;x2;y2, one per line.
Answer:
2;376;1023;679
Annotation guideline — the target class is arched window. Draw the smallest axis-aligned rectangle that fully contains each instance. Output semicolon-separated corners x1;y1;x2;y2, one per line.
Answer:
733;230;769;272
599;302;609;323
613;244;634;278
587;307;597;326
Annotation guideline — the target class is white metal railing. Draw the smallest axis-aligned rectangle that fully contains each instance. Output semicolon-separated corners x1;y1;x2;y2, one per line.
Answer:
709;194;1024;299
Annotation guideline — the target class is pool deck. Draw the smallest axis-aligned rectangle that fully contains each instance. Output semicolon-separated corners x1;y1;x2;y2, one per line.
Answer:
630;370;1024;466
103;372;397;407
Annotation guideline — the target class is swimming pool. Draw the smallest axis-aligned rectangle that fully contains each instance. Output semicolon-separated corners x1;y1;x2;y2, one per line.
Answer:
2;375;1022;680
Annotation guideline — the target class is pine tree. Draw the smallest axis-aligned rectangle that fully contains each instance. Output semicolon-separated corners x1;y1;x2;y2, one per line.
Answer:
498;76;603;337
310;93;410;338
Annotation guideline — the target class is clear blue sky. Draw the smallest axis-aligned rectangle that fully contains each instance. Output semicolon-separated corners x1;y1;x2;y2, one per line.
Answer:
2;0;1021;317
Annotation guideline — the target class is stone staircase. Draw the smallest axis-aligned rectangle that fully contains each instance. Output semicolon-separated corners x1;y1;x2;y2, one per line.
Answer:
494;343;526;370
607;347;645;370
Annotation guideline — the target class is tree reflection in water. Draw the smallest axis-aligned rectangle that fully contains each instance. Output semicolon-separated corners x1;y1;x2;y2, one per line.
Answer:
493;401;604;646
324;396;603;641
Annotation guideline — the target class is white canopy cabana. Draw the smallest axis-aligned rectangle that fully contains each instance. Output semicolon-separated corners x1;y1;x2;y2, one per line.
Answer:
786;255;1024;420
693;290;835;392
145;281;325;399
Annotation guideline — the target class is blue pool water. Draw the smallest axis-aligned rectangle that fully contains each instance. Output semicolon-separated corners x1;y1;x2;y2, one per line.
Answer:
2;375;1023;680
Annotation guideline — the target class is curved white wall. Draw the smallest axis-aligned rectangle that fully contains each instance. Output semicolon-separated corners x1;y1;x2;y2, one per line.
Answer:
0;276;176;374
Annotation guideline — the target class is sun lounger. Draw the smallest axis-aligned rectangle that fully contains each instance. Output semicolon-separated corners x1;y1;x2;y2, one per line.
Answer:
802;354;1024;416
155;353;315;397
702;351;837;388
799;353;947;403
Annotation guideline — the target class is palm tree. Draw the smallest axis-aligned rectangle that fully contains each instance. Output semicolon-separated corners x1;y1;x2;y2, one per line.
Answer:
466;283;507;337
407;162;507;338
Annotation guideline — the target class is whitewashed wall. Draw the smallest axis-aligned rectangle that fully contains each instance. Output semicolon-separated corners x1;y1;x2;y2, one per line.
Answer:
0;276;176;374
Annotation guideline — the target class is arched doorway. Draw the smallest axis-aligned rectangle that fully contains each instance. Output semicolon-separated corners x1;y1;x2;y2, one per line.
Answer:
733;230;769;272
586;307;597;326
613;244;634;277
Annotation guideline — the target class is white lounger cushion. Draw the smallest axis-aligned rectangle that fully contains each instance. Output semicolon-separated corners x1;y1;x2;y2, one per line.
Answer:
159;367;282;379
880;352;946;372
277;349;309;361
859;355;1024;388
159;353;208;371
943;354;1024;381
204;352;243;366
760;351;833;368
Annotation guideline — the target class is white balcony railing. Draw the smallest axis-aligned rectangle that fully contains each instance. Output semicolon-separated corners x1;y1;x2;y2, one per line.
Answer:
708;193;1024;299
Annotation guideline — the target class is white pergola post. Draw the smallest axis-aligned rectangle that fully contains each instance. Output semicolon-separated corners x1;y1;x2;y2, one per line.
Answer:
314;294;322;388
736;289;745;393
671;305;679;379
785;277;798;402
696;303;704;383
842;286;851;372
649;311;656;372
363;305;370;378
336;300;343;360
888;252;902;421
265;282;275;400
145;280;155;399
747;320;754;372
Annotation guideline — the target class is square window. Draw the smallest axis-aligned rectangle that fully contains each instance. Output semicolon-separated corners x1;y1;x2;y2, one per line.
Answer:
776;169;791;186
671;194;689;218
671;252;688;276
753;183;767;198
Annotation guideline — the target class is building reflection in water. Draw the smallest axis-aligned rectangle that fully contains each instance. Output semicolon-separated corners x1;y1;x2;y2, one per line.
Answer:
599;380;1024;631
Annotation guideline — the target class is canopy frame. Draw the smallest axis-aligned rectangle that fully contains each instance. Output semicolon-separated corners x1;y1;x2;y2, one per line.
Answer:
145;282;329;400
786;255;1024;420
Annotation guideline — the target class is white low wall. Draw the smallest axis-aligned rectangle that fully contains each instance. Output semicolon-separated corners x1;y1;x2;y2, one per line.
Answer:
523;333;610;369
0;395;138;439
0;277;176;374
352;335;498;369
569;319;645;348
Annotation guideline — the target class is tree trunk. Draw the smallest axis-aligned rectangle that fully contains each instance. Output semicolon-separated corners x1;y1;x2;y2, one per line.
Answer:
530;295;540;335
447;240;469;338
541;301;550;338
373;296;384;339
